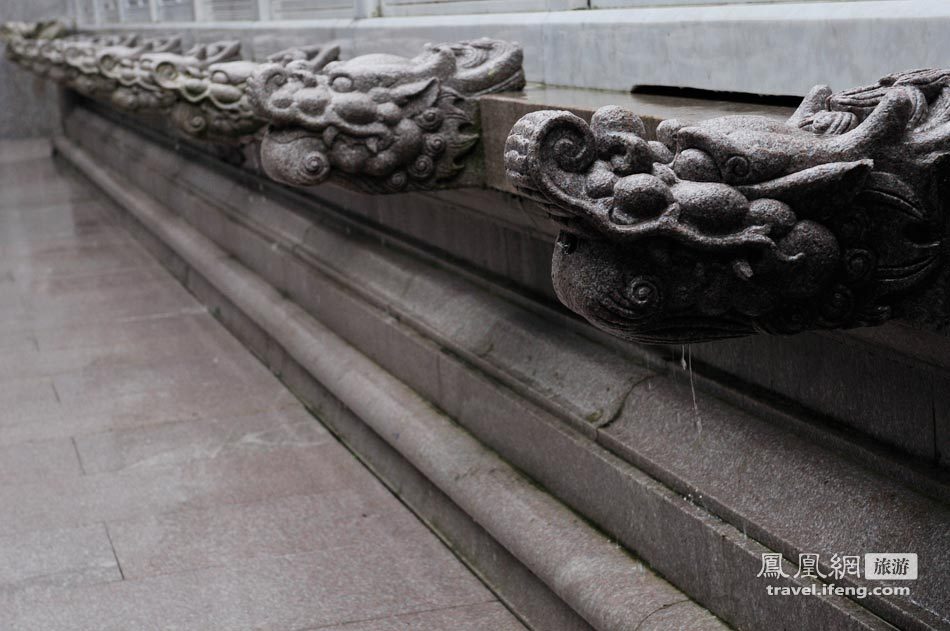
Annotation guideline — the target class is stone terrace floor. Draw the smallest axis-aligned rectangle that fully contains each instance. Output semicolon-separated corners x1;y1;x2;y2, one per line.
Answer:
0;139;525;631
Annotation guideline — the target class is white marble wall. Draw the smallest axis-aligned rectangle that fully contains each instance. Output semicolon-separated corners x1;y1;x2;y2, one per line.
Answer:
82;0;950;99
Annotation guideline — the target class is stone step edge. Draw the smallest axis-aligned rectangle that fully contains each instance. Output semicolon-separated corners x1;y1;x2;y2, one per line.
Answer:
53;134;731;631
58;109;922;631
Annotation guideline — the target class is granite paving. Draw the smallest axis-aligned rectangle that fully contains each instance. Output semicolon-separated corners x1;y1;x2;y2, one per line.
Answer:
0;139;525;630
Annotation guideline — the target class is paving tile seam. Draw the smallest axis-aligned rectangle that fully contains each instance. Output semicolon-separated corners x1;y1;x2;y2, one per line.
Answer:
0;341;262;384
70;419;330;469
99;484;394;530
0;195;99;212
0;395;303;445
69;436;85;475
101;524;125;581
6;260;165;283
93;537;485;592
0;308;211;352
0;430;346;484
108;538;383;585
0;567;124;596
0;482;393;544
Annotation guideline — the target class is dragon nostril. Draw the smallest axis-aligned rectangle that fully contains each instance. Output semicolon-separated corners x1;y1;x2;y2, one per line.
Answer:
672;148;722;182
556;232;578;254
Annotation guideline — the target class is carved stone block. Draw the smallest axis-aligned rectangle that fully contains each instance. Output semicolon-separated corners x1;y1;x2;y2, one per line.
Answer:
3;24;524;193
506;72;949;343
247;38;525;192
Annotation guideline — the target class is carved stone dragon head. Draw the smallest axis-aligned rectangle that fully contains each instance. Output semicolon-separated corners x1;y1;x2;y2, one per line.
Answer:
94;36;187;112
58;34;137;98
506;71;949;343
247;38;525;192
159;43;339;141
2;20;69;75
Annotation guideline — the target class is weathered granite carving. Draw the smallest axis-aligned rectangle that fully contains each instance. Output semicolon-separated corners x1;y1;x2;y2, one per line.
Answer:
6;27;270;140
61;35;139;99
506;72;949;343
0;19;68;54
4;24;525;191
160;43;340;141
96;36;186;112
247;38;525;192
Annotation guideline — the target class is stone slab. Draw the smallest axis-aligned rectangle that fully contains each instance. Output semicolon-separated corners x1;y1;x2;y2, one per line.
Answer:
0;444;373;537
688;333;938;460
0;139;519;631
0;201;117;242
0;524;120;594
271;352;598;631
0;376;299;446
0;438;82;484
0;377;61;428
601;376;950;630
0;543;497;631
106;488;401;579
74;405;331;474
0;313;254;384
0;138;51;164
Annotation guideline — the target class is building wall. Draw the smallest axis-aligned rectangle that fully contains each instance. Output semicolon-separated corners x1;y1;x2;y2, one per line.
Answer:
0;0;75;138
71;0;950;100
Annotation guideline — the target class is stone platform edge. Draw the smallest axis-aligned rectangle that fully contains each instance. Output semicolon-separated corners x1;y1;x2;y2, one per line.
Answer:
52;134;732;631
53;108;948;629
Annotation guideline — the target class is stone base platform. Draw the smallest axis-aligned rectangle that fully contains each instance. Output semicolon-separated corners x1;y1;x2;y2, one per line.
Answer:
52;101;950;631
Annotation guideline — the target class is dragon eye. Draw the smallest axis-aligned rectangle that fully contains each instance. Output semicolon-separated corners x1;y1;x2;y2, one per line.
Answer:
725;155;750;179
626;276;662;310
156;62;176;80
331;75;353;92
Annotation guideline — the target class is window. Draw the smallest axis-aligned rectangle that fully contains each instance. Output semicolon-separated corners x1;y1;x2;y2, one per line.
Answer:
158;0;196;21
98;0;122;22
196;0;259;20
120;0;153;21
270;0;352;19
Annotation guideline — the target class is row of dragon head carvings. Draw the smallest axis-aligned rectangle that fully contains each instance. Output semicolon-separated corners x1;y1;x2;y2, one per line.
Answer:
506;72;949;343
2;21;525;194
5;23;947;342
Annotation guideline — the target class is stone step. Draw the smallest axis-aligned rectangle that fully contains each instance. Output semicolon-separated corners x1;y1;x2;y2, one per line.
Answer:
56;105;950;631
55;131;730;631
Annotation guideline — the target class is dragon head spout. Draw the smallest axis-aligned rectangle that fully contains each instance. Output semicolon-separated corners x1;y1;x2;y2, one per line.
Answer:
506;74;948;342
248;38;524;192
